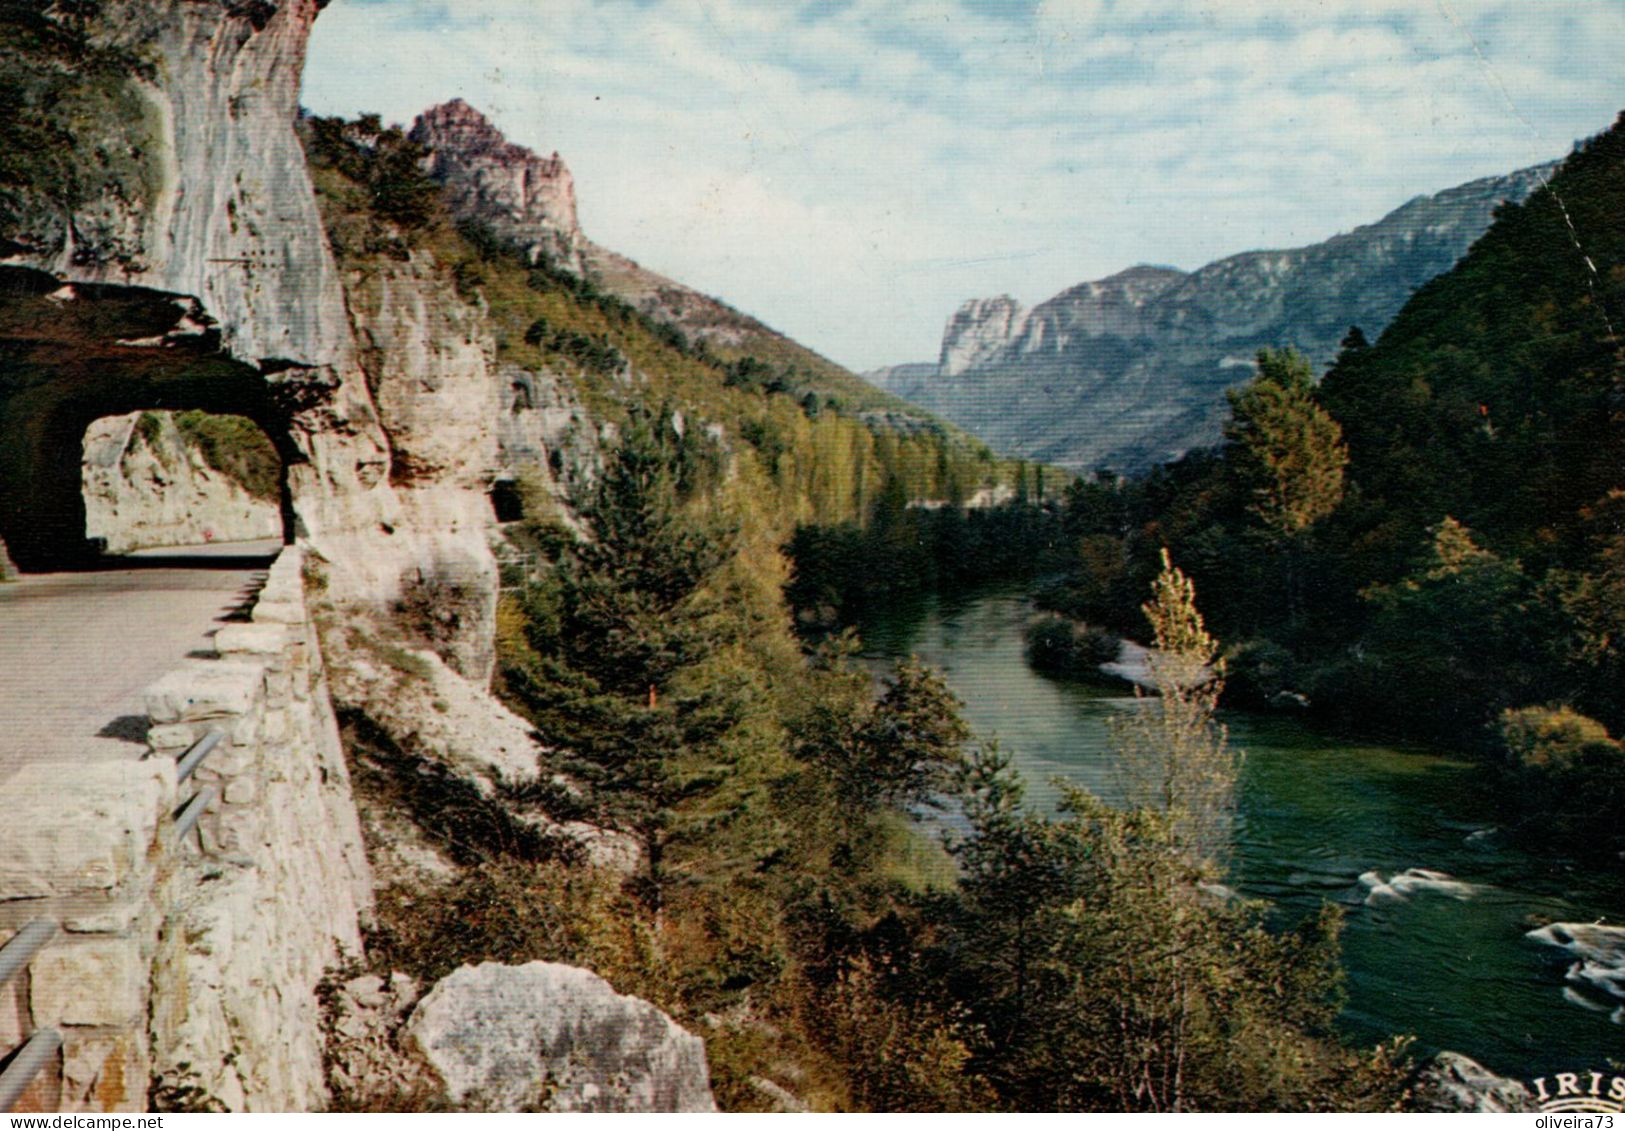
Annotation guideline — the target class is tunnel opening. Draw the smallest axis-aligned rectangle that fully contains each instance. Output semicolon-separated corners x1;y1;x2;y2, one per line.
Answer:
82;410;290;556
488;478;525;523
0;266;300;572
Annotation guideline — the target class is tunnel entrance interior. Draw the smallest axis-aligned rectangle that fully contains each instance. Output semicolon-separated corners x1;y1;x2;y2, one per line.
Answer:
0;266;298;571
82;410;289;556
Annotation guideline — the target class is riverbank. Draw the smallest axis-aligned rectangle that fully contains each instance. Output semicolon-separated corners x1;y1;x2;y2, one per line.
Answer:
858;585;1625;1080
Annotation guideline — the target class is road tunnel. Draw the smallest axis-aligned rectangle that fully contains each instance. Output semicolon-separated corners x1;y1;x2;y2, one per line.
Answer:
0;266;299;571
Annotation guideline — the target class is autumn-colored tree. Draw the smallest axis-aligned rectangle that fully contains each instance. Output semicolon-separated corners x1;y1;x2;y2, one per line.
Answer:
1111;548;1238;868
1224;348;1347;540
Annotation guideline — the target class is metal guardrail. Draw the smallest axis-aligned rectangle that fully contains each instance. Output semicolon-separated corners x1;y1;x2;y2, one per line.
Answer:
0;920;56;990
176;729;224;784
0;729;229;1107
0;1029;63;1112
0;919;61;1112
170;729;224;849
173;786;218;844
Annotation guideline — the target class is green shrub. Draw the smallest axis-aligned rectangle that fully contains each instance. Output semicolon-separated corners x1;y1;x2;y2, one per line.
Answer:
1498;705;1619;772
173;411;281;500
1497;706;1625;857
1024;613;1120;679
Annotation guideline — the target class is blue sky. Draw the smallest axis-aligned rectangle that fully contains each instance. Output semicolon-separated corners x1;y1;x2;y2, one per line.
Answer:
303;1;1625;372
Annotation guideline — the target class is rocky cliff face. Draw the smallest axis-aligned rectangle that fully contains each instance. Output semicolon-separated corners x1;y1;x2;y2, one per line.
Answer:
0;4;861;1113
82;413;281;552
940;295;1028;377
871;165;1555;472
409;99;587;275
407;101;862;387
0;0;507;678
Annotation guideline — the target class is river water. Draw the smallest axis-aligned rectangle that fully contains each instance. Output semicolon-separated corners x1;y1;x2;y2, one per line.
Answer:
858;586;1625;1080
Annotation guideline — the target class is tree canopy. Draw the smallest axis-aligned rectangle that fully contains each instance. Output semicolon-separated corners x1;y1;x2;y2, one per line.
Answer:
1224;347;1347;540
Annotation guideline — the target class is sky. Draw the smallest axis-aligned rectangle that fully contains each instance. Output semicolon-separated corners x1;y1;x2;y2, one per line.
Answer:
302;1;1625;373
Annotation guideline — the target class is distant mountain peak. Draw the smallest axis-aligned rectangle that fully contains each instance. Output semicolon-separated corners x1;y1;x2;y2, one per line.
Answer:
870;161;1557;473
407;101;892;406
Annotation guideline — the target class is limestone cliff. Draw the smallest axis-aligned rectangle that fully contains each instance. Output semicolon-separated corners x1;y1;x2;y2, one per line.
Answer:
871;164;1556;473
0;4;541;1109
82;412;281;552
407;100;881;403
409;99;588;275
0;0;505;681
939;294;1031;377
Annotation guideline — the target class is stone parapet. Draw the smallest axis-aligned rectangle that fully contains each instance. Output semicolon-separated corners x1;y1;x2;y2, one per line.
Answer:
0;761;174;1111
0;546;371;1113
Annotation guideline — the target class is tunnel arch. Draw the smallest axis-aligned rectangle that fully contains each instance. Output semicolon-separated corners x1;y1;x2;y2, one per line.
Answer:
0;267;300;571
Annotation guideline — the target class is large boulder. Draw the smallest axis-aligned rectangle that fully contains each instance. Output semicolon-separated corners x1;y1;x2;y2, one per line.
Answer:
1409;1051;1537;1113
403;961;716;1112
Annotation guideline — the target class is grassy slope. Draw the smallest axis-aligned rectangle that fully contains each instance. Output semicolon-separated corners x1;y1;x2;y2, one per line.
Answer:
583;241;929;418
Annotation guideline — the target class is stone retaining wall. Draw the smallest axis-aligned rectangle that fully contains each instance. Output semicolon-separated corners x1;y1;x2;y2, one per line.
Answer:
0;547;371;1111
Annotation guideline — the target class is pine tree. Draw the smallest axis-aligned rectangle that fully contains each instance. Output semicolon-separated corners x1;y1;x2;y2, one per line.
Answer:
796;652;971;815
1222;348;1348;626
1224;348;1347;539
506;407;740;908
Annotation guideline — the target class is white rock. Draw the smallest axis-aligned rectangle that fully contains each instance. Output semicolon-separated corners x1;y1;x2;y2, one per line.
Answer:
1530;922;1625;1007
404;961;717;1112
31;939;145;1027
0;761;173;898
144;660;267;724
81;412;281;554
1358;866;1479;906
1410;1051;1536;1113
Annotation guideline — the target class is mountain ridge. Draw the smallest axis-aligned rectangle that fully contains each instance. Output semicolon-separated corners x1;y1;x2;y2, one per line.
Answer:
870;162;1558;473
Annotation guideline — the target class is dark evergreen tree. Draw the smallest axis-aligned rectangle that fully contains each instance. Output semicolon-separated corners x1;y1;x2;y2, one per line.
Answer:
506;407;740;907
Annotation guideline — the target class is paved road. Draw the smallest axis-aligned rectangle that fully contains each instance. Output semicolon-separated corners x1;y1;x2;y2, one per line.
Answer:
0;540;281;770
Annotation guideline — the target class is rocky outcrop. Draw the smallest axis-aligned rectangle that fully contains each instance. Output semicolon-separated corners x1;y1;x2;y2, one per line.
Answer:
940;294;1035;377
1528;922;1625;1019
404;962;717;1112
410;100;587;274
1408;1052;1537;1113
406;101;863;387
325;628;642;874
871;164;1555;472
82;413;281;552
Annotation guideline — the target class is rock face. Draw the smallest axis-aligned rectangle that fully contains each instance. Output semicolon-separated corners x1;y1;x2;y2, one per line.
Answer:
82;413;281;552
407;101;857;379
871;165;1554;472
404;961;717;1112
1409;1051;1537;1113
0;2;509;690
940;294;1029;377
409;100;587;274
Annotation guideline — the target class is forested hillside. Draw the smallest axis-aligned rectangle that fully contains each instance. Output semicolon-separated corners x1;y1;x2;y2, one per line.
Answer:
1038;112;1625;853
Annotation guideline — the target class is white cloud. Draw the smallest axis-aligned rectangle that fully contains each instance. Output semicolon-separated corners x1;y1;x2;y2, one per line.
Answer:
303;0;1625;371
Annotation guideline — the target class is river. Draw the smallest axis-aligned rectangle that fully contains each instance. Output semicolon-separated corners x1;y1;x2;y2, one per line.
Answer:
858;586;1625;1081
